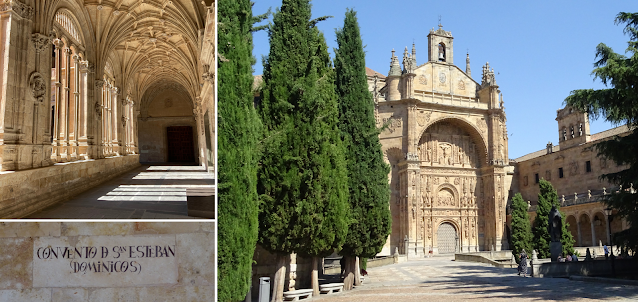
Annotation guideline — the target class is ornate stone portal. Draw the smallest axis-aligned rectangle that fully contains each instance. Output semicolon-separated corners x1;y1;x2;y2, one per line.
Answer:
373;24;510;256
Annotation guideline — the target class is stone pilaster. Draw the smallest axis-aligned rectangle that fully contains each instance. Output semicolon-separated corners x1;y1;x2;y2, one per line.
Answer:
0;0;34;171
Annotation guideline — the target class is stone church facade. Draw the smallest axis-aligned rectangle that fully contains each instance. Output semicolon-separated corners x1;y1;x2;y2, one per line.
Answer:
0;0;216;218
370;25;512;256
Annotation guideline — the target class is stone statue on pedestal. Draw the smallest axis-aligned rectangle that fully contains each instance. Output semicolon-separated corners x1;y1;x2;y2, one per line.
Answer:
548;205;563;261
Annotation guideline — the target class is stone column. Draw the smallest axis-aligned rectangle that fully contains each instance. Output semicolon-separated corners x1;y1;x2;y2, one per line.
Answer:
111;86;119;155
590;219;596;247
605;215;611;245
70;53;80;160
0;1;34;171
62;46;72;161
94;80;104;159
77;60;89;159
30;33;50;168
51;39;64;162
577;220;582;246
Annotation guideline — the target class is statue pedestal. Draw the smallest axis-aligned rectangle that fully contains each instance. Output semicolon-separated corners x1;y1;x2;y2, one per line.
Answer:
550;242;562;262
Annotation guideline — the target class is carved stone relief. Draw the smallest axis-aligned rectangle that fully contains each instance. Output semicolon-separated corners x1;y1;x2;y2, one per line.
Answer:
458;80;465;90
383;115;403;133
416;110;432;127
437;188;455;207
29;72;46;103
420;121;479;168
419;74;427;85
569;161;579;176
476;118;487;134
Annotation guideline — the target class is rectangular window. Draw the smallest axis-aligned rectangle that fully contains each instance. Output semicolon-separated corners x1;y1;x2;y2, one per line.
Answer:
559;167;564;178
586;161;592;173
535;173;539;184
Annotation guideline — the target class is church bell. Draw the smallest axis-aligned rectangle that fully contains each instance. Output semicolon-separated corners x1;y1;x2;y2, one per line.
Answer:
439;52;445;60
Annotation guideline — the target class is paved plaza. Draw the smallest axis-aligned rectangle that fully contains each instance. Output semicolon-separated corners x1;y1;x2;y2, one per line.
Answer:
26;164;214;219
313;256;638;302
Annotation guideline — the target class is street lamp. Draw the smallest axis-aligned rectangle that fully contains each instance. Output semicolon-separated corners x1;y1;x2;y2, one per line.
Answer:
603;207;615;277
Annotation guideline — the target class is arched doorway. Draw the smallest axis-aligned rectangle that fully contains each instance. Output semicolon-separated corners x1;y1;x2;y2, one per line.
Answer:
167;126;195;162
437;222;458;254
579;214;592;246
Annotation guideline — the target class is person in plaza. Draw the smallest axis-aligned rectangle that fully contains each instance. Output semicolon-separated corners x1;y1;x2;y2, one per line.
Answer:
571;252;578;261
566;254;572;261
558;254;564;262
604;245;609;259
519;249;528;277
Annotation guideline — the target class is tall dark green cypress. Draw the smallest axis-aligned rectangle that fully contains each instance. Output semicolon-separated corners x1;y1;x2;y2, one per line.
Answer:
217;1;265;301
334;9;391;289
532;179;575;258
510;193;533;262
257;0;349;299
532;179;553;259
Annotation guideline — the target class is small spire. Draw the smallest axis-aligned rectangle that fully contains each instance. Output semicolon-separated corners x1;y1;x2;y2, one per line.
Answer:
438;15;442;29
389;48;401;76
466;52;471;77
412;43;417;67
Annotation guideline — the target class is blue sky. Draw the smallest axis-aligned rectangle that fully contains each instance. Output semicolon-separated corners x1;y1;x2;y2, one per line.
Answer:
250;0;635;158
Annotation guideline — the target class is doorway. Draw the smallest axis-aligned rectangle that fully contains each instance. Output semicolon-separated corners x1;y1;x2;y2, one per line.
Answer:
167;126;195;162
437;222;458;254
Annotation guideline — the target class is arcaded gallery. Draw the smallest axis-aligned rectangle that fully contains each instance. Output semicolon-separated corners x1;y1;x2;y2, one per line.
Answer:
0;0;216;218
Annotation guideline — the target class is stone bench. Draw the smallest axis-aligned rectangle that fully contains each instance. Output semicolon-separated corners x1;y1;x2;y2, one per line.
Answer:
319;283;343;294
283;289;313;301
186;187;215;218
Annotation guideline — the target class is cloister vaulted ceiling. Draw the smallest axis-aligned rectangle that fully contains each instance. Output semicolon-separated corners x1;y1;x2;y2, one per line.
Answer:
31;0;214;109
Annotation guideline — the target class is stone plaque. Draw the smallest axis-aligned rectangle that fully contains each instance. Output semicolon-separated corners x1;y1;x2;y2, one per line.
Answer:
33;235;178;287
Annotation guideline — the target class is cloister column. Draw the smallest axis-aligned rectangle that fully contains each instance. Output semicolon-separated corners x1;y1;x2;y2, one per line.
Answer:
590;219;596;247
111;86;118;155
51;39;63;161
576;220;582;246
78;60;89;159
70;53;80;160
93;80;104;159
605;215;611;245
62;46;72;161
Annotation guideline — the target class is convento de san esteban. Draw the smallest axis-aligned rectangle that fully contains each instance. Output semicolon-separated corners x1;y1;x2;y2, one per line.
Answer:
366;23;630;256
0;0;216;218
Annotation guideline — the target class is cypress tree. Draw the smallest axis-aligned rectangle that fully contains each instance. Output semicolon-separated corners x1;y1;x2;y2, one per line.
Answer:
334;9;391;290
217;1;267;301
532;179;553;259
257;0;349;299
565;12;638;255
510;193;533;263
532;179;575;258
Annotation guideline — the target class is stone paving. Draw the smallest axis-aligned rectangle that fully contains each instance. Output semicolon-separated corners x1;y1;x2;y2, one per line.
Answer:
26;164;214;219
312;256;638;302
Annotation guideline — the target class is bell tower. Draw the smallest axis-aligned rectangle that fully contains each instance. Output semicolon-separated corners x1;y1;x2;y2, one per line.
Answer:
428;22;454;64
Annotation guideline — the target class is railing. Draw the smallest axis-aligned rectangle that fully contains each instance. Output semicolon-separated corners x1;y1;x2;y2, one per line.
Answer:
522;185;635;212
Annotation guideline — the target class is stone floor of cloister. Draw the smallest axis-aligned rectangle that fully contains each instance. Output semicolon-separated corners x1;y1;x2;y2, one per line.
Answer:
276;256;638;302
26;164;215;219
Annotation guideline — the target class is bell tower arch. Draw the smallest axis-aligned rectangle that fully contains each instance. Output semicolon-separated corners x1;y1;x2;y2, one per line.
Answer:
428;23;454;64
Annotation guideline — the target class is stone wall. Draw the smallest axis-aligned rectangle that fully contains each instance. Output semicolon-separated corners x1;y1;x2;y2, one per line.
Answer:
0;155;140;218
0;221;215;301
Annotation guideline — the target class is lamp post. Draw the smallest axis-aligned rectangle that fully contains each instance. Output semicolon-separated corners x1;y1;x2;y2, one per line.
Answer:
603;207;615;277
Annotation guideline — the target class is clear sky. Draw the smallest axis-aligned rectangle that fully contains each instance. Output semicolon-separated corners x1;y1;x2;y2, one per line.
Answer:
250;0;635;159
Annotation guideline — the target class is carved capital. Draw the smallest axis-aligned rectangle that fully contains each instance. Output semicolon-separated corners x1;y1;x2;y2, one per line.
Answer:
0;0;33;19
95;80;104;89
31;33;50;54
52;38;64;49
79;60;90;72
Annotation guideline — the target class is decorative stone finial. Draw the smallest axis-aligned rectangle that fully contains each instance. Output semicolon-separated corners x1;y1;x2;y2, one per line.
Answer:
466;52;471;77
388;49;401;76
